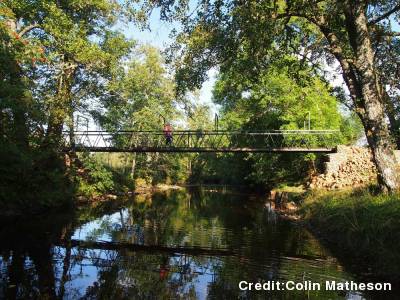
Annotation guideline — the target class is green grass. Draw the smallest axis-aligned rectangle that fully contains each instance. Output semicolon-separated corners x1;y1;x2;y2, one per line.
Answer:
274;184;305;194
300;187;400;278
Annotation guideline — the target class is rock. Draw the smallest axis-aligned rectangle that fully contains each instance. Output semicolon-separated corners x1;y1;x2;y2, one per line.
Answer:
285;201;298;211
307;145;385;191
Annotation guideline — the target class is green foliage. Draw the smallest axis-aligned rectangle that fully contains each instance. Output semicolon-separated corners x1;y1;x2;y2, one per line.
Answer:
189;62;362;187
97;45;191;185
0;0;134;211
0;141;73;213
99;45;177;130
76;154;115;197
340;112;364;145
153;0;400;191
0;0;392;214
215;65;344;130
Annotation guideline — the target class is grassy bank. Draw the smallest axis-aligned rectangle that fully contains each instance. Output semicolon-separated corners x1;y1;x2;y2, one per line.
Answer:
300;188;400;279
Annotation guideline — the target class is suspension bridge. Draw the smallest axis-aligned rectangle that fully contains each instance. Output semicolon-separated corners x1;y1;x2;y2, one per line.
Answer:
63;130;339;153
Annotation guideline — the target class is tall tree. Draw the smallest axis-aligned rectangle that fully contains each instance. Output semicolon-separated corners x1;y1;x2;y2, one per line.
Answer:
97;45;187;184
1;1;133;148
0;0;133;207
0;3;41;149
148;0;400;192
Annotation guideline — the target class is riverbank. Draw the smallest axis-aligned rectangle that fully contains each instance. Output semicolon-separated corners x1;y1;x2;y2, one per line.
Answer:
298;188;400;280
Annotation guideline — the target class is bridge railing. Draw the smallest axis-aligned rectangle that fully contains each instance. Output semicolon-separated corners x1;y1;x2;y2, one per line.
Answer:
62;130;340;152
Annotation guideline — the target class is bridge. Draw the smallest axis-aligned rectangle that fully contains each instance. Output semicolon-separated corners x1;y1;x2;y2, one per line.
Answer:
63;130;339;153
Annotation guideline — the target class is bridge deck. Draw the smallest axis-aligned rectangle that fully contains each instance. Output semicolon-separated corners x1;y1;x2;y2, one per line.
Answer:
63;130;339;153
71;146;336;153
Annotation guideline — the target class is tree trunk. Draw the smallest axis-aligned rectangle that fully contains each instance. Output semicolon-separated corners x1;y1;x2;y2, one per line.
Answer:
40;59;76;171
68;109;75;151
45;58;76;148
317;2;400;192
344;1;400;192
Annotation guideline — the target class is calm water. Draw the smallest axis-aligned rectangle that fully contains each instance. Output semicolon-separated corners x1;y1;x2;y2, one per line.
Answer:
0;188;396;299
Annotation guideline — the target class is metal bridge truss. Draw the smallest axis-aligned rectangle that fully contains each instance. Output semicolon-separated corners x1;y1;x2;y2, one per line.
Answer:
63;130;339;153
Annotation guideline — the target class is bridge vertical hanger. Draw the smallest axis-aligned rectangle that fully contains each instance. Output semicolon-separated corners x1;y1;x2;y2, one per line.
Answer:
73;115;89;151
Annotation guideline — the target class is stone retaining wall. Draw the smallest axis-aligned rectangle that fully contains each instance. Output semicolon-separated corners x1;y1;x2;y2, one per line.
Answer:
308;146;400;190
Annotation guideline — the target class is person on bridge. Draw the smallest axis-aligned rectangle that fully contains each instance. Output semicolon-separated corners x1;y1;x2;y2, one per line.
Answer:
163;123;173;146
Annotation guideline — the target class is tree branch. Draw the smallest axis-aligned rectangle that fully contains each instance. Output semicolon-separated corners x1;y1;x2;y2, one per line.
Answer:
18;23;40;37
368;4;400;25
383;31;400;37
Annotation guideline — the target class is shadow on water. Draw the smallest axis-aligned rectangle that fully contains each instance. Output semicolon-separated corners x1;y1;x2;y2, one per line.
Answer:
0;187;398;299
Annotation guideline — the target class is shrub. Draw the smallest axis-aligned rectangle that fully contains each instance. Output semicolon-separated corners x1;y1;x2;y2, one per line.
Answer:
77;154;115;197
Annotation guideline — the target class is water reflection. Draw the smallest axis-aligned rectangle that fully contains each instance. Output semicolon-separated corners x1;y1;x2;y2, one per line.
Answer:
0;188;394;299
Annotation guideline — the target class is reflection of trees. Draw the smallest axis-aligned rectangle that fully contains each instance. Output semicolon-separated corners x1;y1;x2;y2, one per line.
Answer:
0;212;75;299
0;188;361;299
63;190;225;298
0;200;130;299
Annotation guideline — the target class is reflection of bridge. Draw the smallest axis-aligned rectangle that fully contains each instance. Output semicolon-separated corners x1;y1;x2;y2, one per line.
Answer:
60;239;234;256
63;130;339;153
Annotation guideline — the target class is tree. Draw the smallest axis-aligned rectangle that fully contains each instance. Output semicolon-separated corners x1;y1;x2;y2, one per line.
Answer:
1;0;133;149
0;0;133;208
0;3;40;149
374;22;400;147
1;0;133;143
208;61;361;186
149;0;400;192
97;45;187;184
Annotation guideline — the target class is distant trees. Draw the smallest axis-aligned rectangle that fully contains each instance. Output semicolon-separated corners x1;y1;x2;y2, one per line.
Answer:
99;46;178;132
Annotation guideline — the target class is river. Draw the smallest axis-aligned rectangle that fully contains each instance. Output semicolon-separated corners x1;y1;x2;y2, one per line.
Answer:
0;187;396;299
